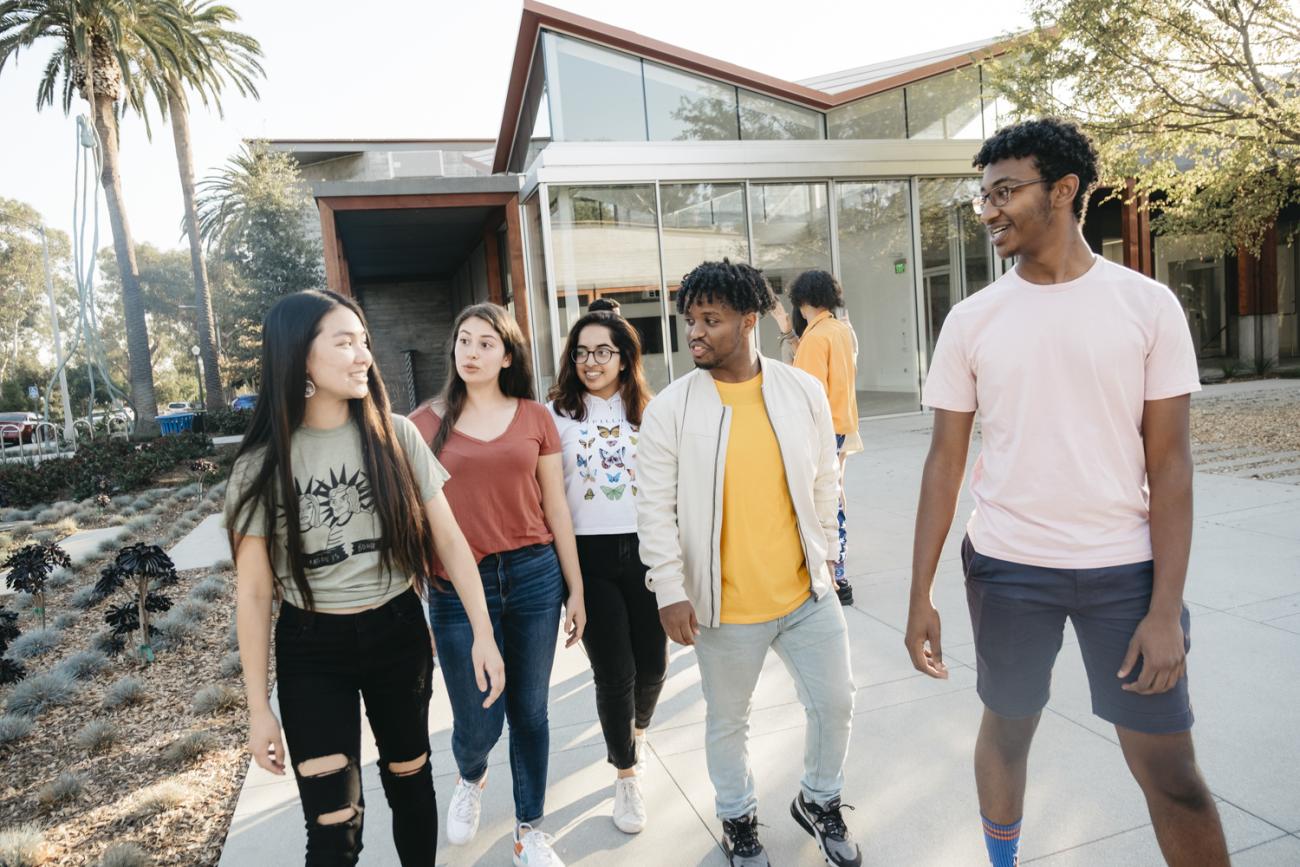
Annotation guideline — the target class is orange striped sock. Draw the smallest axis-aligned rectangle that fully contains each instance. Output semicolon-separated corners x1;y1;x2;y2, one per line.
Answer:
981;814;1021;866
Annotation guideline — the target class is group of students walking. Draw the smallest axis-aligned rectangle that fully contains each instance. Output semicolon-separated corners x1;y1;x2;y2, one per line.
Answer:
225;118;1229;867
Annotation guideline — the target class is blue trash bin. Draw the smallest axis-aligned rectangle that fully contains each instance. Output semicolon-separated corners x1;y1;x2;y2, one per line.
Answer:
156;412;195;436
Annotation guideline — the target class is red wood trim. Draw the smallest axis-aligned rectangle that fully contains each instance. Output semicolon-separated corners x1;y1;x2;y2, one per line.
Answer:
484;226;504;305
503;195;531;340
320;193;517;212
318;199;343;294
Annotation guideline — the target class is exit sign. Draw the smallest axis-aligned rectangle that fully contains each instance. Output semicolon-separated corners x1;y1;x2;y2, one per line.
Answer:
894;260;907;274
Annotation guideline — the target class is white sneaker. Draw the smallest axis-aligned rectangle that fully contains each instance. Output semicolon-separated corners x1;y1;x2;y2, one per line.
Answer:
445;773;486;845
634;732;648;776
612;776;647;834
513;823;564;866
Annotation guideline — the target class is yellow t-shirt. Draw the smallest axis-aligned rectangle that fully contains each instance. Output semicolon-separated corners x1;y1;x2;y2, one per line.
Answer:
715;373;811;624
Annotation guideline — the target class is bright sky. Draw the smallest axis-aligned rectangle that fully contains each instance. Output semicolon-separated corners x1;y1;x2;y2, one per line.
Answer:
0;0;1031;250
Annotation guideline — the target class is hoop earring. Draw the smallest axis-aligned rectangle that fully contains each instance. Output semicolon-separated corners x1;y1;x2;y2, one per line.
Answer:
304;378;316;399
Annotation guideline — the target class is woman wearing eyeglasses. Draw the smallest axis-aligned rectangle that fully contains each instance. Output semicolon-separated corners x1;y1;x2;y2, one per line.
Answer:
547;307;664;836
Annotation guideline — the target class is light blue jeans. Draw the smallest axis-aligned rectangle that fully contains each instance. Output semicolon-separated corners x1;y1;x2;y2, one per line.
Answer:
694;593;855;820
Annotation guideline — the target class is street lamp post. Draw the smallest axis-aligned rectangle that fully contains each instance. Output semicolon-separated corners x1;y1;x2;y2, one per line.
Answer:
190;344;204;409
36;223;76;444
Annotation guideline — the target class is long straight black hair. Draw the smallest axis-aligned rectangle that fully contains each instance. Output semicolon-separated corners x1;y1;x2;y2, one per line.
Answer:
427;303;535;456
226;290;441;609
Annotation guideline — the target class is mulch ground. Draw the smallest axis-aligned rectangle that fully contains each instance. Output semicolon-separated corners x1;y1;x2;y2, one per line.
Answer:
1190;383;1300;456
2;470;254;865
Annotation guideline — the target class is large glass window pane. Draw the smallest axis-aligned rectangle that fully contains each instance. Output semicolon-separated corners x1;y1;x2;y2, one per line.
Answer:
543;32;647;142
739;90;823;140
1155;234;1228;357
906;69;984;139
919;178;995;356
644;61;738;141
661;183;750;378
837;181;921;415
827;90;906;140
548;185;670;388
523;195;555;395
749;183;833;360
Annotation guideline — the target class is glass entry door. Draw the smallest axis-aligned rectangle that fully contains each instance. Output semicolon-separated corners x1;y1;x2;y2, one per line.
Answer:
918;178;995;357
836;180;922;415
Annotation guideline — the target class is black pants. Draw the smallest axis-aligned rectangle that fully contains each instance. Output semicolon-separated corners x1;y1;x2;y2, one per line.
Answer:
276;587;436;866
576;533;669;770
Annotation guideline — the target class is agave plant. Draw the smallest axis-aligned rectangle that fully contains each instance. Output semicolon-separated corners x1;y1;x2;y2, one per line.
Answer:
2;543;72;630
101;543;178;663
190;458;217;499
0;607;26;685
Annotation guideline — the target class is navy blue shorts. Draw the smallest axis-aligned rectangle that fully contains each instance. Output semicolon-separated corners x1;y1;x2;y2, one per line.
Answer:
962;537;1193;734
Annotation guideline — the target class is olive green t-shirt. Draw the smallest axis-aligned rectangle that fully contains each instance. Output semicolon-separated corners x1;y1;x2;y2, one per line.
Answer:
222;414;449;611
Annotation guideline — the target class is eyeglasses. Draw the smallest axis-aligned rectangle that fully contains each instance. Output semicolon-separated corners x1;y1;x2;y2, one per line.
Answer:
571;347;620;364
971;178;1049;216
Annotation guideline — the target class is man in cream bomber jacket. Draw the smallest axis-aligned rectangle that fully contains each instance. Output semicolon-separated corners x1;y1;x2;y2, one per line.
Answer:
636;259;861;867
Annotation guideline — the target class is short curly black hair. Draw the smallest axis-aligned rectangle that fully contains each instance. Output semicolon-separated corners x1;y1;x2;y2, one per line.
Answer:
675;258;775;316
973;118;1099;220
788;269;844;311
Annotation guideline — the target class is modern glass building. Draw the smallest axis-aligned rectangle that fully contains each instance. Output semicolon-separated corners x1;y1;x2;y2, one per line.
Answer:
280;1;1298;416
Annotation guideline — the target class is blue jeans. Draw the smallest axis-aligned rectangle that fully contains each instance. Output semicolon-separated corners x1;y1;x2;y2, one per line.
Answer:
694;593;855;820
428;542;564;824
835;434;848;585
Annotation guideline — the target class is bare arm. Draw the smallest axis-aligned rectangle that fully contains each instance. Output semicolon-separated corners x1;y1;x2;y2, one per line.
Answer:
538;452;586;647
425;491;505;707
1119;395;1193;695
905;409;975;679
233;534;285;775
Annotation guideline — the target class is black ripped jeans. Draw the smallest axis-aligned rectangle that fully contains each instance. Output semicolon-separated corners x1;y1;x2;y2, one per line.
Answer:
576;533;669;770
275;586;436;866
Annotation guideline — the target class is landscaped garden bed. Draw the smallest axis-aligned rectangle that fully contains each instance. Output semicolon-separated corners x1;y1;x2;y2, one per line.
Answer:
1;441;254;866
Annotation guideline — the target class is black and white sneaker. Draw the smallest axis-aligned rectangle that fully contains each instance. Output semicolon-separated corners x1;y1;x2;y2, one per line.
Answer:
835;581;854;606
721;812;770;866
791;792;861;866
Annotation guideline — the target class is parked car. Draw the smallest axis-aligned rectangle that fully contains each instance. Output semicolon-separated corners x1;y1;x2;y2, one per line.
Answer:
230;394;257;411
165;401;192;413
0;412;40;444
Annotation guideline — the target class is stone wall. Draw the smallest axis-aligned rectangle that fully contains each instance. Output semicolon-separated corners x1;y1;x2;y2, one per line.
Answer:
355;281;453;413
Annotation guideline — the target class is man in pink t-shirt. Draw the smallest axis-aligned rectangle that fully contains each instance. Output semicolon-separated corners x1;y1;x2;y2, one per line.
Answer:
906;119;1228;867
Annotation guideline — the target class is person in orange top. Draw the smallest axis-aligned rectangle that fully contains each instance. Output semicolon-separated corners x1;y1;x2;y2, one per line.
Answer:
790;270;859;605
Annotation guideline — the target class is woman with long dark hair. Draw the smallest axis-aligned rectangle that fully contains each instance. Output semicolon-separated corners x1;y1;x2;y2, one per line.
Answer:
547;309;665;835
409;302;584;867
225;290;504;866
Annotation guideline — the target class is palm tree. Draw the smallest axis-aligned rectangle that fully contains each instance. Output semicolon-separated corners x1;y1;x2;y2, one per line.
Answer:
0;0;187;437
127;1;263;411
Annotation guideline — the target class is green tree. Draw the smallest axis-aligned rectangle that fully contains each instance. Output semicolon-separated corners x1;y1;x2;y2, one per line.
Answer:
96;244;201;405
197;140;324;388
0;0;190;435
127;0;263;410
0;198;77;409
986;0;1300;252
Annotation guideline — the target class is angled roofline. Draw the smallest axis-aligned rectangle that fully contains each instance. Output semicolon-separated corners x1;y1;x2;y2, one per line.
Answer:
492;0;1021;172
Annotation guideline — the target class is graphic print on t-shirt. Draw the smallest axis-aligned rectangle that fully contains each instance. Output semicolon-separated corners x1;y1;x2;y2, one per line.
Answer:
284;464;379;569
577;425;638;500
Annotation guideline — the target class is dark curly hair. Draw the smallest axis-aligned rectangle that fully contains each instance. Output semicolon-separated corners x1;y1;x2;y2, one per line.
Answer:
676;258;775;316
973;118;1099;220
789;269;844;311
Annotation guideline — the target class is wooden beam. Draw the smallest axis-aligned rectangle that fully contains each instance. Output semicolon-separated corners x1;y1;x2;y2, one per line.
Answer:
320;192;517;212
318;199;343;294
503;194;531;341
484;226;504;305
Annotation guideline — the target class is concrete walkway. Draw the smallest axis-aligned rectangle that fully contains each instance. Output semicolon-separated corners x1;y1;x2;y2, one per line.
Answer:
218;405;1300;866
